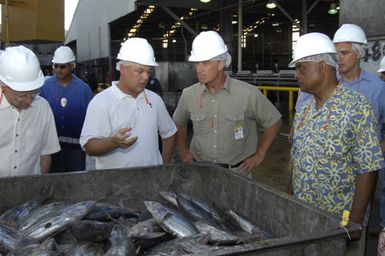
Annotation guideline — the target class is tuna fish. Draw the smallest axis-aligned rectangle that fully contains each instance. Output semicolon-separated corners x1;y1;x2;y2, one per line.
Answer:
0;223;37;253
158;191;178;208
0;187;53;230
144;201;199;238
193;220;239;245
18;202;67;234
21;201;95;241
228;209;272;239
70;220;113;242
85;202;138;221
105;225;137;256
72;242;105;256
143;234;211;256
175;193;219;226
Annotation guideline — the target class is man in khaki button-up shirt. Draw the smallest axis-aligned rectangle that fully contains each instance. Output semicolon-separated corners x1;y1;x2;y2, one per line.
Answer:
173;31;282;177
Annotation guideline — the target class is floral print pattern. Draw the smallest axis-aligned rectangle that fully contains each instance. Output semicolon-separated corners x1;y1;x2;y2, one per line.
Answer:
291;85;384;216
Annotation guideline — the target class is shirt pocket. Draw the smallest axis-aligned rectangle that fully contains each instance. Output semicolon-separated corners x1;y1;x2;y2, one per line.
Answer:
24;129;43;155
191;113;210;135
223;113;248;141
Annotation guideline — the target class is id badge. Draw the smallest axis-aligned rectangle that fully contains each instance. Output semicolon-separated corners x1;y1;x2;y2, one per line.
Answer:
234;125;244;140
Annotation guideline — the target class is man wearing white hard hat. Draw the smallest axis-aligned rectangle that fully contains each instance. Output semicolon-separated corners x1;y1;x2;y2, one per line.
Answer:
378;56;385;82
297;24;385;140
288;32;383;255
80;38;176;169
173;31;282;177
378;57;385;256
333;24;385;255
0;46;60;177
40;46;93;172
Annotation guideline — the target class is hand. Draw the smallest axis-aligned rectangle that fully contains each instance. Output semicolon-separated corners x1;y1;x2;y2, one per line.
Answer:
235;152;265;176
378;228;385;255
178;146;194;163
288;134;293;144
113;128;138;149
349;228;362;242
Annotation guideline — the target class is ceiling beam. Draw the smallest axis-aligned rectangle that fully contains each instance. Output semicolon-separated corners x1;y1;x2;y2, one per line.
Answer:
161;6;197;36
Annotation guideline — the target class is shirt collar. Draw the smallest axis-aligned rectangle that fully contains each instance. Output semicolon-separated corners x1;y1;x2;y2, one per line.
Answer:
111;81;146;101
0;88;10;110
200;75;232;95
340;69;370;84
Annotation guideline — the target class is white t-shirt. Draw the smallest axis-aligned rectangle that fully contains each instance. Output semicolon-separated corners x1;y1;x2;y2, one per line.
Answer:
0;92;60;177
80;82;176;169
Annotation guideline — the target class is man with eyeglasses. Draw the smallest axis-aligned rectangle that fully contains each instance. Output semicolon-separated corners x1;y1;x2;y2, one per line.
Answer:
0;46;60;177
80;38;176;169
40;46;93;172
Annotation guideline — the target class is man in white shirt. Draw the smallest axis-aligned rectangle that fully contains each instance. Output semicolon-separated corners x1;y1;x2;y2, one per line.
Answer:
80;38;176;169
0;46;60;177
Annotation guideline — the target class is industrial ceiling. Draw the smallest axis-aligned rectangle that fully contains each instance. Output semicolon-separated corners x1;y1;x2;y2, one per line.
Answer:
109;0;339;49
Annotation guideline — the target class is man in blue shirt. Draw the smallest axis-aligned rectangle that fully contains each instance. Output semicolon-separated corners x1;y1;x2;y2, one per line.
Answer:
379;56;385;82
40;46;93;172
146;76;163;97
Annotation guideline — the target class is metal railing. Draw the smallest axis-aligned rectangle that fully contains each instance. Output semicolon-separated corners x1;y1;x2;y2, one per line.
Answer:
257;85;299;111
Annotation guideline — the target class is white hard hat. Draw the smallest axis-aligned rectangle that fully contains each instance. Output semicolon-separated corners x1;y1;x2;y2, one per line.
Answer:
333;24;367;45
288;32;336;68
378;56;385;73
52;46;76;64
0;46;44;91
189;31;229;62
117;38;158;66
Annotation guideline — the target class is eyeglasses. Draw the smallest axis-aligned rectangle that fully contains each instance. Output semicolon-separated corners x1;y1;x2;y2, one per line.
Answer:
53;63;70;69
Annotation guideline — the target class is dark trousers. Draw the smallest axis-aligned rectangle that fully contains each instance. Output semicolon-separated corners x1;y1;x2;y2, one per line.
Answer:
50;144;86;173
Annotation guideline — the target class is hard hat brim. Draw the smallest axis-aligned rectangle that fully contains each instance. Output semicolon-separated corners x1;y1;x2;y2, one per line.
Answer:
0;71;44;92
115;60;158;71
288;52;337;68
188;49;228;62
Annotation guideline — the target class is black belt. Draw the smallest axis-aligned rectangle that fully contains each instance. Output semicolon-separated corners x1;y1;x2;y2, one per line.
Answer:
216;161;243;169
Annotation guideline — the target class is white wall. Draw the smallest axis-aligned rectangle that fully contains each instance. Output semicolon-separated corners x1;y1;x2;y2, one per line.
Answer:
65;0;136;62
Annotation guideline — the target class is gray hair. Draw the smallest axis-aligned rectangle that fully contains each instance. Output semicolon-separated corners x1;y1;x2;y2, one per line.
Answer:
295;53;337;69
211;52;232;68
115;60;139;71
351;42;365;58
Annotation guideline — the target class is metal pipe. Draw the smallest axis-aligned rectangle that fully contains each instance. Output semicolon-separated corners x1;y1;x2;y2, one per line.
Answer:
237;0;242;72
5;0;10;46
301;0;307;34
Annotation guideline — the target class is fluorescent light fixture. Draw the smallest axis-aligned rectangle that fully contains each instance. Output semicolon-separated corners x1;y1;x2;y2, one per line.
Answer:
266;0;277;9
328;3;338;15
232;20;238;24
